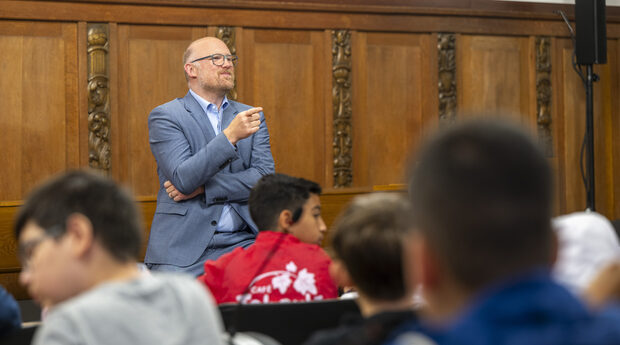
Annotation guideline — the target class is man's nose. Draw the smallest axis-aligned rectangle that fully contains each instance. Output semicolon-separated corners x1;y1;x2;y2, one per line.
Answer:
221;58;234;68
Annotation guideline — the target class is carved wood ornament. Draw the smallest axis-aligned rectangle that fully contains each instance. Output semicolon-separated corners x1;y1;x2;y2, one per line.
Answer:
535;36;553;157
438;33;456;126
216;26;238;101
332;30;353;188
87;24;111;174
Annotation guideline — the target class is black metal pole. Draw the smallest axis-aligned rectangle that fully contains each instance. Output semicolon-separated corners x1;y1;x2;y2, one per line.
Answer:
585;64;596;211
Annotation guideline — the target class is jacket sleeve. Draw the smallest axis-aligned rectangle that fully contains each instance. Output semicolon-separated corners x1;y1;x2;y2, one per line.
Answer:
204;111;275;204
148;103;238;195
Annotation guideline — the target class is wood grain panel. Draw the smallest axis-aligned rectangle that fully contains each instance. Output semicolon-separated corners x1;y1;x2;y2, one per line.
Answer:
0;204;20;270
136;199;157;260
352;32;436;187
458;35;532;125
558;40;588;213
0;21;79;201
115;25;200;197
614;40;620;219
550;37;567;216
240;29;328;186
592;40;617;218
0;273;27;300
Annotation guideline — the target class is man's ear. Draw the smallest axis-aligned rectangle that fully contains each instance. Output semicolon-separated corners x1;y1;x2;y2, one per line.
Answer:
329;259;354;288
277;209;294;233
184;63;196;79
64;213;95;258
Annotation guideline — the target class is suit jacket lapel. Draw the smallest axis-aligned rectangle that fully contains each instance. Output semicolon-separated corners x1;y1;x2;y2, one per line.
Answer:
223;102;246;171
221;101;239;132
182;92;216;142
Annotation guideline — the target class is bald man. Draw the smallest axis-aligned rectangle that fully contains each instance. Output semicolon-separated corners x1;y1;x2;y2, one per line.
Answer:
145;37;275;276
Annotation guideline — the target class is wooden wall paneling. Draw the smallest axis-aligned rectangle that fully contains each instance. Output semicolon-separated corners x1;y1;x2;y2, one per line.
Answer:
64;23;80;171
241;29;328;186
351;30;366;187
113;24;129;189
0;204;20;272
614;39;620;220
323;29;335;189
352;32;432;188
319;187;371;248
558;38;588;213
231;27;246;102
0;21;79;300
0;27;25;201
78;22;90;168
0;21;79;201
115;25;196;197
0;202;26;299
423;33;440;138
0;1;597;38
550;37;567;215
592;40;617;218
0;273;26;300
136;198;157;260
457;35;532;124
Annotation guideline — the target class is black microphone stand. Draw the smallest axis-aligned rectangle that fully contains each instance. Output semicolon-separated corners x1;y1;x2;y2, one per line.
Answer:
584;65;598;211
557;9;600;212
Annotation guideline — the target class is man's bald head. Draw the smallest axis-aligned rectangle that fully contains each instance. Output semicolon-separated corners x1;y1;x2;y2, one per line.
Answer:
184;37;230;81
183;36;235;101
184;37;229;64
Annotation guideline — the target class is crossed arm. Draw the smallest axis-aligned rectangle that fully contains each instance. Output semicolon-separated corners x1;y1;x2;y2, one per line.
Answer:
150;105;274;202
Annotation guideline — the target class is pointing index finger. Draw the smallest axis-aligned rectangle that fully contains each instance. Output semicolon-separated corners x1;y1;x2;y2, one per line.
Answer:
243;107;263;117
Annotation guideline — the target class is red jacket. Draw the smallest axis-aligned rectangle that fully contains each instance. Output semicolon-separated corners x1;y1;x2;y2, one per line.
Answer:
198;231;338;304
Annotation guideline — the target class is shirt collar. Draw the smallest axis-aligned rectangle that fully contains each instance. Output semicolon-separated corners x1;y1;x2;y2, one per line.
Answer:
189;89;229;114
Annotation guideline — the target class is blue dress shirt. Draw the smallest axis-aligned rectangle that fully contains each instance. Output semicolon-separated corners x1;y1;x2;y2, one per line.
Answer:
189;89;246;232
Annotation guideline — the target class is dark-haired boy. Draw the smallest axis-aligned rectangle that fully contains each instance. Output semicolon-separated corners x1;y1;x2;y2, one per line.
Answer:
304;192;418;345
198;173;338;304
15;171;224;345
386;119;620;345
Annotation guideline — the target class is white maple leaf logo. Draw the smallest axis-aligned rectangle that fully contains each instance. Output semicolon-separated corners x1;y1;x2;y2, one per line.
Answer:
286;261;297;273
293;268;317;295
271;274;292;294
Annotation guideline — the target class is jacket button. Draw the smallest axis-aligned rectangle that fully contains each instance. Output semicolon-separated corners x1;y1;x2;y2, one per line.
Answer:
211;220;217;226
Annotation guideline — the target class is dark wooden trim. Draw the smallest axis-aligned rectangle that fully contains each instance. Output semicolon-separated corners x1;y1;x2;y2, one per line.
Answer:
438;33;457;127
536;36;553;157
332;29;353;188
2;1;620;37
28;0;620;20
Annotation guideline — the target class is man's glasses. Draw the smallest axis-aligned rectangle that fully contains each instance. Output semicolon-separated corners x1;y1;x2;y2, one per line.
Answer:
190;54;238;66
18;225;64;271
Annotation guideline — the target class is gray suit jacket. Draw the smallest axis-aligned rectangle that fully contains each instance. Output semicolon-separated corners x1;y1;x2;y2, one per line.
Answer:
145;92;275;266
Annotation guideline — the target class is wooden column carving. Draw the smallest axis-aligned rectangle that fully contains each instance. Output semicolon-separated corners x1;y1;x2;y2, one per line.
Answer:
216;26;238;101
535;36;553;157
332;30;352;188
87;24;110;174
438;33;456;126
